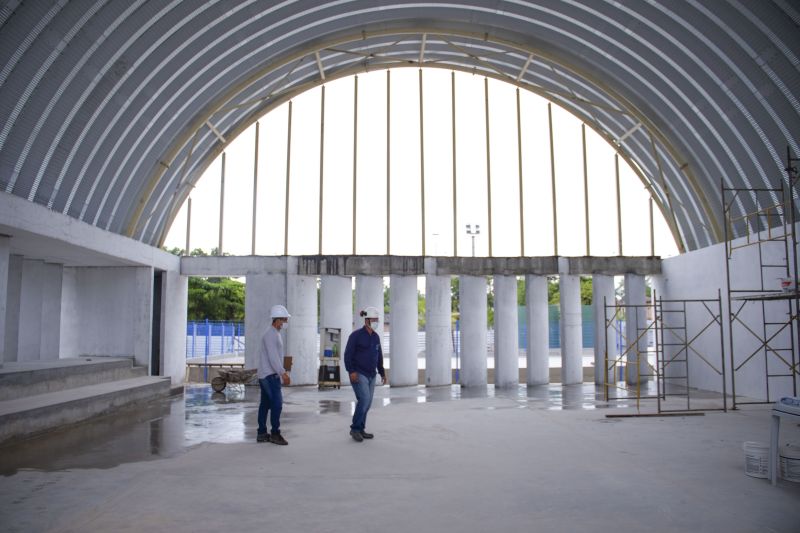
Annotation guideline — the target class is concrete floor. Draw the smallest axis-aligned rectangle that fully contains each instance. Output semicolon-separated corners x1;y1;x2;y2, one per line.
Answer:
1;383;798;532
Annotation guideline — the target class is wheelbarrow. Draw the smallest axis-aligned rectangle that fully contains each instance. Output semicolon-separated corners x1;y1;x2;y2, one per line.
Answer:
211;368;258;393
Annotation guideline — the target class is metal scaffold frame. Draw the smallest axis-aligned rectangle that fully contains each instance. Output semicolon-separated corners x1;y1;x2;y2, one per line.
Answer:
723;147;800;408
603;292;727;413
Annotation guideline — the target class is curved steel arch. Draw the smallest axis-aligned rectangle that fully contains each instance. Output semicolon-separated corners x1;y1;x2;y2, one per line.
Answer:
0;0;796;253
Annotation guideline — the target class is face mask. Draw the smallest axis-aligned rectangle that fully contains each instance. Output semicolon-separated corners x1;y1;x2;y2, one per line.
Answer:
280;320;288;330
369;320;379;330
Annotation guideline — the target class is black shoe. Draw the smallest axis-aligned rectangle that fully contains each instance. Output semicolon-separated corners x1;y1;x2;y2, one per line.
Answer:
256;433;269;443
270;433;288;445
350;430;364;442
360;431;374;439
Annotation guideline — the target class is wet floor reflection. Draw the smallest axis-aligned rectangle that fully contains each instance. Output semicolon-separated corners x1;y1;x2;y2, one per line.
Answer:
0;381;686;475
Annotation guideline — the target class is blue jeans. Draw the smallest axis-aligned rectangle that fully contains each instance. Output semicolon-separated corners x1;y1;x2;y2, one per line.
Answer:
257;374;283;435
350;373;376;432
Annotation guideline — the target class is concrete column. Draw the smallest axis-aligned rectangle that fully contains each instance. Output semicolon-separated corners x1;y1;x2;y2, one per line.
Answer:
320;275;352;385
425;273;451;387
287;269;318;385
161;270;188;386
624;273;649;384
0;236;9;364
459;275;487;387
245;272;287;371
134;267;154;370
525;274;549;385
354;275;384;338
559;274;583;384
17;259;44;361
3;254;21;363
39;263;63;360
494;275;519;388
389;275;418;386
592;274;616;385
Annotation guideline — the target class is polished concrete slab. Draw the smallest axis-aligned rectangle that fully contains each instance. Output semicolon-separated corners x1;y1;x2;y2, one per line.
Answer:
0;383;798;532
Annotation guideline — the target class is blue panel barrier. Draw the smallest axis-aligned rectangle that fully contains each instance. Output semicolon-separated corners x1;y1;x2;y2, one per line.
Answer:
186;320;246;359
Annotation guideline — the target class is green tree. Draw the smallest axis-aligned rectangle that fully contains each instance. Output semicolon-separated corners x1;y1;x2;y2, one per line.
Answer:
187;277;245;321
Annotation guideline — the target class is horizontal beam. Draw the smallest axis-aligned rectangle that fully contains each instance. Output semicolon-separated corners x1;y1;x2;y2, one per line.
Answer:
180;254;661;277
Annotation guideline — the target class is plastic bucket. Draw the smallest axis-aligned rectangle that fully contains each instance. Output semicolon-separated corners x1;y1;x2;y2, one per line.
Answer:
779;444;800;483
742;441;769;478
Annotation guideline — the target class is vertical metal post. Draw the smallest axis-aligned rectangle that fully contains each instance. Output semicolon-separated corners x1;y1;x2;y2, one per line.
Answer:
516;88;525;256
252;121;259;255
318;85;325;255
718;289;727;411
284;101;293;256
649;198;655;256
615;154;622;256
419;69;426;256
185;197;191;255
582;123;590;256
548;103;558;256
386;70;391;255
484;77;493;257
353;75;358;255
451;71;458;257
218;152;225;255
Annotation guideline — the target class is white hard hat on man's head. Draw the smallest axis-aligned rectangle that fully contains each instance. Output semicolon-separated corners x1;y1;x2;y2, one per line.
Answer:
270;304;291;319
360;306;380;319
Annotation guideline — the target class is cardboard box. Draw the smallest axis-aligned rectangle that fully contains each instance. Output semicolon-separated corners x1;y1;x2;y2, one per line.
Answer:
283;356;293;371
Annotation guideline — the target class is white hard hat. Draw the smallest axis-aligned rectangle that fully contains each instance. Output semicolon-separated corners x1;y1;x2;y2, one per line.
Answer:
360;306;380;319
270;304;290;319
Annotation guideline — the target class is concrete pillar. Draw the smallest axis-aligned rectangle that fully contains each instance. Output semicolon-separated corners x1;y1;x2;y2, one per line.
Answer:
320;275;352;385
245;272;287;371
592;274;616;385
0;236;9;365
288;270;319;385
494;275;519;388
559;274;583;384
3;254;21;363
134;267;154;370
17;259;44;361
161;270;188;386
354;275;384;338
459;275;487;387
624;273;649;384
389;275;418;386
525;274;549;385
39;263;63;360
425;273;451;387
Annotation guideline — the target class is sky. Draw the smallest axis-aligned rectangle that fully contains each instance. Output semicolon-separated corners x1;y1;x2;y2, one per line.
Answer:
163;68;678;260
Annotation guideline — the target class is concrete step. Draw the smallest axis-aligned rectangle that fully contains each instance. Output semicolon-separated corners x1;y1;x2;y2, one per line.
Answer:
0;376;171;445
0;357;146;401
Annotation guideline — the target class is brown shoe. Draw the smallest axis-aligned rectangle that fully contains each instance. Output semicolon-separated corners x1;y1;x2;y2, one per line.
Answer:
270;433;288;445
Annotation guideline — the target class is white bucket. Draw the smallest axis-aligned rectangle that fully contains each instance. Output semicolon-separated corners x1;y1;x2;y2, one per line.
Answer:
779;444;800;483
742;441;769;478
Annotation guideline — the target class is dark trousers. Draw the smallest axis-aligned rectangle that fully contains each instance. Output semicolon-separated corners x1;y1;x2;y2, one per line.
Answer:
257;374;283;435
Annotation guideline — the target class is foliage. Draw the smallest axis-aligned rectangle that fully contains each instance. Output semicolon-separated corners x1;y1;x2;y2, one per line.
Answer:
187;276;245;321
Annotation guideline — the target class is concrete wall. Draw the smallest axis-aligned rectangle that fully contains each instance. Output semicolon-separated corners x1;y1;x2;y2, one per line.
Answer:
161;270;188;386
60;266;153;368
244;271;287;371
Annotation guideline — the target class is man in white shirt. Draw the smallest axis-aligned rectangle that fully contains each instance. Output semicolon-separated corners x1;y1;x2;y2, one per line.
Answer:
256;304;291;445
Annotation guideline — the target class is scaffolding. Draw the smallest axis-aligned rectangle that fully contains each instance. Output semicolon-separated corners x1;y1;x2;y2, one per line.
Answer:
603;292;726;413
723;148;800;408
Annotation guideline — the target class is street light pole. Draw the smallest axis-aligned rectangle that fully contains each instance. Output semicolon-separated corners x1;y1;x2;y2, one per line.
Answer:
465;224;480;257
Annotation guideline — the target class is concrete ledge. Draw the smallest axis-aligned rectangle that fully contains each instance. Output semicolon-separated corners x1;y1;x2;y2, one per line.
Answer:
0;376;170;444
0;357;144;401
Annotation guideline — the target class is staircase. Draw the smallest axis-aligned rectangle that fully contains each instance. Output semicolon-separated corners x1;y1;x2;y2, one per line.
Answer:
0;357;171;445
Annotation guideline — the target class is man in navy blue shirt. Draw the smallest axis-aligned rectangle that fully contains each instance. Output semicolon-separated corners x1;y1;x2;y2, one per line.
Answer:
344;306;386;442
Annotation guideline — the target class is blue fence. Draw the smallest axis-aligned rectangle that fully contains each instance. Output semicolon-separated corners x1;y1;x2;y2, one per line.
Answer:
186;320;245;358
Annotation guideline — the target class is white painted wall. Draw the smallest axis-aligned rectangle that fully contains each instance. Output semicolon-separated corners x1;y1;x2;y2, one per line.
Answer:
659;231;799;401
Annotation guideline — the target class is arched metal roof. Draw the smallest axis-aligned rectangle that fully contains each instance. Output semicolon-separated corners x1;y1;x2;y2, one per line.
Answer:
0;1;798;252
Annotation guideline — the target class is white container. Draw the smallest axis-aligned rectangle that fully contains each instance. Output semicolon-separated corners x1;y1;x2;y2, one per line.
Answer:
742;441;769;478
779;444;800;483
